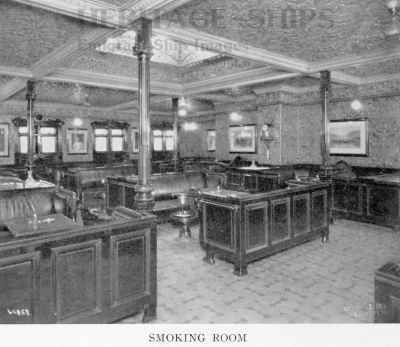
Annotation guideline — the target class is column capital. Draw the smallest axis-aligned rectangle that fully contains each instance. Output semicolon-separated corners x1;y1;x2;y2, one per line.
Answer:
26;80;36;101
320;70;331;91
133;17;153;57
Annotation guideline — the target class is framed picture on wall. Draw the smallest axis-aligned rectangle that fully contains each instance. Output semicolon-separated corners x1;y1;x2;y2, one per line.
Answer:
328;119;369;156
207;129;216;152
67;128;88;154
0;124;9;157
229;124;257;153
132;128;139;153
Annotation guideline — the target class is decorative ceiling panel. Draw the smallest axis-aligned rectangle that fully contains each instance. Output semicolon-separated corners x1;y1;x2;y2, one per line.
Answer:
0;1;100;67
11;80;137;107
67;49;182;82
98;0;130;7
0;76;14;85
341;59;400;77
161;0;393;61
97;30;219;66
180;57;266;83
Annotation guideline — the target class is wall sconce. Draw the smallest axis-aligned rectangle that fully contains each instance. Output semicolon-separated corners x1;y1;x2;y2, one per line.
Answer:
178;97;190;117
260;123;274;142
260;123;275;161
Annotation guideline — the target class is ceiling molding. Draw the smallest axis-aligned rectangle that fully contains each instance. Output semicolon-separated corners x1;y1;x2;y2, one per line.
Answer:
192;93;235;103
107;100;138;111
329;71;362;85
0;78;30;102
252;84;320;96
310;46;400;72
1;0;190;102
180;113;217;122
123;0;194;17
3;95;174;117
183;69;302;95
3;98;121;113
362;72;400;85
11;0;122;28
154;26;310;73
0;65;182;96
11;0;196;28
48;68;182;95
0;27;117;102
0;66;32;78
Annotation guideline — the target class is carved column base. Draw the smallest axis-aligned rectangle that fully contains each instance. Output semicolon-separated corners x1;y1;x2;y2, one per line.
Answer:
134;184;155;211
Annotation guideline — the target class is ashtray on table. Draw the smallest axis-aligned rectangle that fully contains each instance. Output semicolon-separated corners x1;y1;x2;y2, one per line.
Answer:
89;208;113;221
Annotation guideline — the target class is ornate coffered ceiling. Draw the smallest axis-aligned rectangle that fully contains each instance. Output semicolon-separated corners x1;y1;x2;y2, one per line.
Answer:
0;1;99;67
11;81;137;107
162;0;393;61
2;0;400;116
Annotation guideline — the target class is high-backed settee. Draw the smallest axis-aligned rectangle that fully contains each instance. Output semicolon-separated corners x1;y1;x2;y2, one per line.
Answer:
61;164;137;209
0;179;80;228
107;171;226;217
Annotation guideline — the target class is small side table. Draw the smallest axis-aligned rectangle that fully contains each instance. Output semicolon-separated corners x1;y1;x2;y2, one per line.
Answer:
170;210;198;238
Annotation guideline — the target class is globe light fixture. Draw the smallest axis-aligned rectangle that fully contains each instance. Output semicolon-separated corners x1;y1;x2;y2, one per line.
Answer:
229;112;243;122
72;117;83;127
178;108;188;117
351;99;363;111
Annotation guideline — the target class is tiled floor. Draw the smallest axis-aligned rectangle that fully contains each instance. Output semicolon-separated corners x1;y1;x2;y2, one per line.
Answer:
122;219;400;324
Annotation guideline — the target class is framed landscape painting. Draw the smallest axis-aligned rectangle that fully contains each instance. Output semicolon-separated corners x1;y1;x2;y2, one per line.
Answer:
207;130;216;152
229;125;256;153
328;119;369;156
0;124;9;157
67;128;88;154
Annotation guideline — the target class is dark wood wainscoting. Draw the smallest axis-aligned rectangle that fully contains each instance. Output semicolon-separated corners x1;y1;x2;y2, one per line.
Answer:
200;182;330;276
0;211;157;324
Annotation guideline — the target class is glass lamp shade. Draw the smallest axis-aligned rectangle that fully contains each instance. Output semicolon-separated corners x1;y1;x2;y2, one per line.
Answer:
385;17;400;36
178;108;188;117
351;99;363;111
386;0;399;10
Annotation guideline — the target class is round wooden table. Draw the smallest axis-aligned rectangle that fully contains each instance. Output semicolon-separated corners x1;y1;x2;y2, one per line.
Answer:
170;210;198;238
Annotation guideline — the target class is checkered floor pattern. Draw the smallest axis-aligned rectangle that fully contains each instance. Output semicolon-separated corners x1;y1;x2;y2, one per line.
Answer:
121;219;400;323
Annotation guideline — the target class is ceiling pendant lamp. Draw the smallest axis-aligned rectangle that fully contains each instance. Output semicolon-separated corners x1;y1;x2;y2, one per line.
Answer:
385;0;400;36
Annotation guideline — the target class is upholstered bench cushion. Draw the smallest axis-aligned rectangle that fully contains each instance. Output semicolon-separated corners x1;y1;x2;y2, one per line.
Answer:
0;193;65;222
74;166;137;188
150;172;206;200
153;199;180;212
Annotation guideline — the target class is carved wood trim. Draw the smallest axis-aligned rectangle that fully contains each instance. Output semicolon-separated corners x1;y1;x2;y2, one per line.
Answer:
311;190;328;230
244;201;269;253
201;200;238;252
0;252;40;323
109;229;151;308
270;197;291;245
50;239;102;323
292;193;311;236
